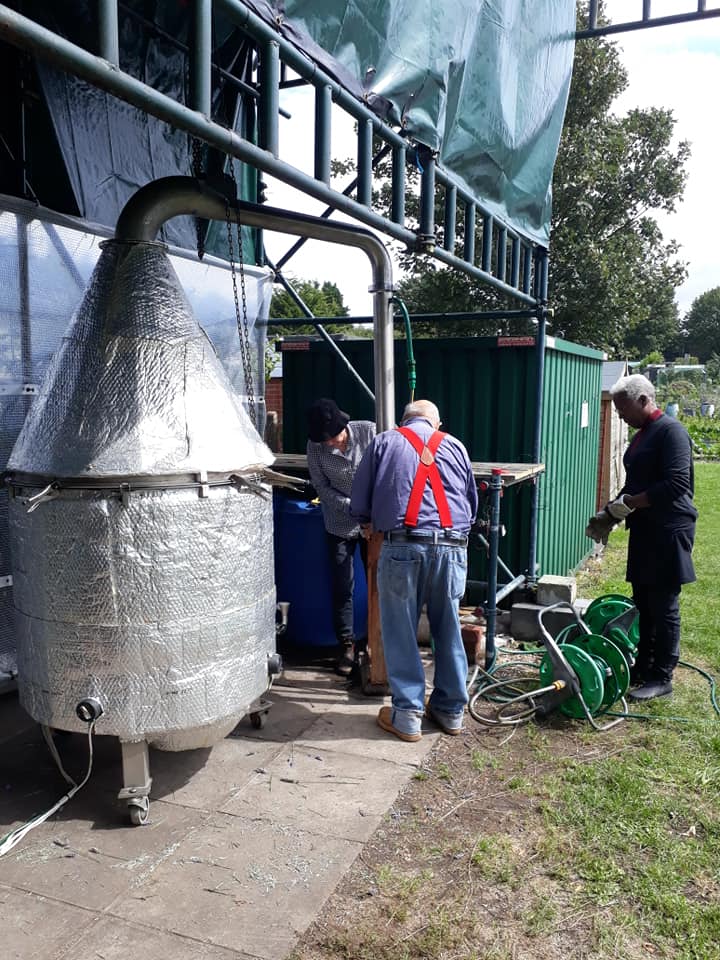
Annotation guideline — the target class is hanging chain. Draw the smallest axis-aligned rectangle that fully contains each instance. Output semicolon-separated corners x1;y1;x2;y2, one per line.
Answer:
225;162;257;430
191;136;206;260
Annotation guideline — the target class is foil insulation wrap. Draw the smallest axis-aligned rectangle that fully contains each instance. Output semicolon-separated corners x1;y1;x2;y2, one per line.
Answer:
7;239;277;746
7;240;273;478
9;484;275;744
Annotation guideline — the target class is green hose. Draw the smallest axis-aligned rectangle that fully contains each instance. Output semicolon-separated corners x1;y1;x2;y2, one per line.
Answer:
391;296;416;402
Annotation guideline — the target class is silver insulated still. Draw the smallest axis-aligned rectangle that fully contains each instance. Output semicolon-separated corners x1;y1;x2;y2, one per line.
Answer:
6;239;276;749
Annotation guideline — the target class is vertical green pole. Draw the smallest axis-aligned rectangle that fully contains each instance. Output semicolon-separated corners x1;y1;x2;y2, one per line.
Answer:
496;226;507;283
464;203;476;264
522;244;532;294
510;236;520;289
444;184;456;252
481;214;493;272
391;144;406;224
528;247;549;585
357;117;373;206
484;469;504;667
190;0;212;115
418;146;435;247
314;84;332;184
259;39;279;156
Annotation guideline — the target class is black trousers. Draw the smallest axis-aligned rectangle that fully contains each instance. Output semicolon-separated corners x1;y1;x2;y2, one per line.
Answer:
325;532;368;644
631;582;681;683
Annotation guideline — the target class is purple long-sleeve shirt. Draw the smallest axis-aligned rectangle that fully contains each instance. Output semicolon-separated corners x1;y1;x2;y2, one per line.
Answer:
350;417;478;532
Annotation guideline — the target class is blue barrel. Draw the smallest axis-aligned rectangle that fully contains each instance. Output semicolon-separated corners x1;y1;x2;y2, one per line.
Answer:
273;496;368;646
665;402;679;418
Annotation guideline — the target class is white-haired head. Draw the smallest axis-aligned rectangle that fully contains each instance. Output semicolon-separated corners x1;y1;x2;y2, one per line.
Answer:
401;399;441;428
609;374;655;403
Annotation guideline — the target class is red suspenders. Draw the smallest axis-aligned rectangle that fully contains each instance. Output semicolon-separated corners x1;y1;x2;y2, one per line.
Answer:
396;427;453;528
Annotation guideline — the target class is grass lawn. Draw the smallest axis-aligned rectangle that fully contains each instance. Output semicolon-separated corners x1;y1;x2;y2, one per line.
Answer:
292;462;720;960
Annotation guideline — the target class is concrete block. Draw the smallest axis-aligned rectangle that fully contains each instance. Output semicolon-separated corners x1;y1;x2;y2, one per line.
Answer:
536;575;577;607
510;602;578;644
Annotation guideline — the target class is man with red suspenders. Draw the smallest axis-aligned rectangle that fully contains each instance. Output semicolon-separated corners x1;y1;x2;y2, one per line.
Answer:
351;400;478;741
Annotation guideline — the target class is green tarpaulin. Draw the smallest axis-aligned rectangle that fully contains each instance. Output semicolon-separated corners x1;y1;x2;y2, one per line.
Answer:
246;0;576;244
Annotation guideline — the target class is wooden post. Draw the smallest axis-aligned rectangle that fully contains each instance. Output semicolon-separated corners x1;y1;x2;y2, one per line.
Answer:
365;531;388;689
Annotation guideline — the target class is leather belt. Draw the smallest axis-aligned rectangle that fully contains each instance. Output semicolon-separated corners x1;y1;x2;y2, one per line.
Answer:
384;529;468;547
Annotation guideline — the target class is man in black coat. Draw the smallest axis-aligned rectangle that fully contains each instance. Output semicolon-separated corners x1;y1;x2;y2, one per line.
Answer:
589;374;697;701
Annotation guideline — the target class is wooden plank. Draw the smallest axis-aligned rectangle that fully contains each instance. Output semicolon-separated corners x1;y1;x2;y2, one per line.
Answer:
273;453;545;488
469;462;545;485
366;531;387;687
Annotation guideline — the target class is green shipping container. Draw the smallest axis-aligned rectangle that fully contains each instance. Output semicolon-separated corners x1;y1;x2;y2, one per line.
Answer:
280;334;604;578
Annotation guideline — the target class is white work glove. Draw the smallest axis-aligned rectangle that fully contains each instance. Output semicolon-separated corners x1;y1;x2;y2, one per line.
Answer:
585;510;616;544
606;495;635;521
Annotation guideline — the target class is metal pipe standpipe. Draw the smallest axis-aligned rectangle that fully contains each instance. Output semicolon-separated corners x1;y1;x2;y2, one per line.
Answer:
5;177;394;821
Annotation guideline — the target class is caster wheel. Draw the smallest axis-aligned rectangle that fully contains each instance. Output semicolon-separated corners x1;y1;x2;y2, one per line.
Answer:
250;711;267;730
128;798;149;826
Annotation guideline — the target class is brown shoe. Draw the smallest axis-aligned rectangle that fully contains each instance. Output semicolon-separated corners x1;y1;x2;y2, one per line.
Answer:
425;704;464;736
376;706;422;742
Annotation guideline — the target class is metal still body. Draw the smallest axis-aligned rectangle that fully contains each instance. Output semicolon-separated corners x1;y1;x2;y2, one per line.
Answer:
6;239;277;822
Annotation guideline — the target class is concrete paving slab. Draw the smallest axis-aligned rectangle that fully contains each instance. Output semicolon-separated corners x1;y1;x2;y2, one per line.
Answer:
59;915;257;960
2;884;97;960
0;797;207;912
295;705;440;766
0;664;444;960
219;741;413;842
149;737;284;811
241;670;360;743
108;811;364;960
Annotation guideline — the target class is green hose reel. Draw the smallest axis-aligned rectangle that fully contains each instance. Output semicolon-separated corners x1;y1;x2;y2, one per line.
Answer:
539;634;630;718
538;595;639;723
469;596;640;732
584;594;640;659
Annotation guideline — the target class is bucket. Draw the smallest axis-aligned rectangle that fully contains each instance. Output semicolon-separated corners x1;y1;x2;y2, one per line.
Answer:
700;402;715;418
273;495;368;646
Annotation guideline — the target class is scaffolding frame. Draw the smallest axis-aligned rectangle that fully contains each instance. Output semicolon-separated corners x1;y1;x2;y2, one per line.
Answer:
0;0;710;668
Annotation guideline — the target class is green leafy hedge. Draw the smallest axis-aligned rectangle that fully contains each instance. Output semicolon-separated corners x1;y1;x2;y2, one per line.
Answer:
683;415;720;459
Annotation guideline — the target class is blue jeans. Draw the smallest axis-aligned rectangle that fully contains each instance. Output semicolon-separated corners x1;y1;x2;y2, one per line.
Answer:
326;533;368;644
377;541;468;733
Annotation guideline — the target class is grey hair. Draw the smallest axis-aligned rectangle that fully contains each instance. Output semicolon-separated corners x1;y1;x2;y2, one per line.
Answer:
401;399;441;427
609;374;655;403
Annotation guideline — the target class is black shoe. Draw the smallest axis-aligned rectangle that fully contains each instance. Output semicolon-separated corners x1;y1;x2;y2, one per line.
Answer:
628;680;672;702
335;641;355;677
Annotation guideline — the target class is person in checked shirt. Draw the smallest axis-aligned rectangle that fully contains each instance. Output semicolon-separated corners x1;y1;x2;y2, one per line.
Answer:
306;398;376;675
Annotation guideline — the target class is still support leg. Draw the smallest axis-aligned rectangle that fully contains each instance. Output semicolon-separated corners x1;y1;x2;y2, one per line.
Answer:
119;738;152;825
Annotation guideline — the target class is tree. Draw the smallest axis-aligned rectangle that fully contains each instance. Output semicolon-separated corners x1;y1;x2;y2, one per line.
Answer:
640;350;664;368
343;2;690;354
270;277;351;333
683;288;720;362
549;9;688;355
265;277;357;379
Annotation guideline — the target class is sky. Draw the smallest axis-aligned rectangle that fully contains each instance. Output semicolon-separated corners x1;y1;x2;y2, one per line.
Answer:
263;3;720;321
604;0;720;316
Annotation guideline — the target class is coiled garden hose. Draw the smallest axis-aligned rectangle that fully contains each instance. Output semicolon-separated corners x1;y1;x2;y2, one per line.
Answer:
468;650;720;726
